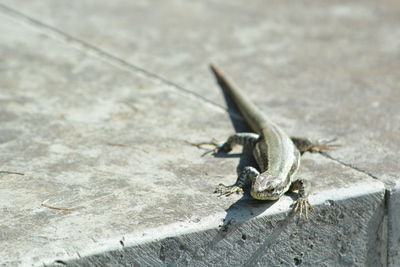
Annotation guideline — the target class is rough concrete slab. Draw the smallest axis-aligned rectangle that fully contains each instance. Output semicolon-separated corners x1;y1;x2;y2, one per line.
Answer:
58;173;386;267
0;0;398;183
0;1;396;266
0;13;232;266
1;1;399;265
387;182;400;266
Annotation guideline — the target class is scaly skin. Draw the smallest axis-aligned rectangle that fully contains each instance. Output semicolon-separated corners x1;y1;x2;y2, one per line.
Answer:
193;64;338;219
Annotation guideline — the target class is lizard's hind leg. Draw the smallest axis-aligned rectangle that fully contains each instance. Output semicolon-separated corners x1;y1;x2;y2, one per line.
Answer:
189;133;259;156
215;166;259;196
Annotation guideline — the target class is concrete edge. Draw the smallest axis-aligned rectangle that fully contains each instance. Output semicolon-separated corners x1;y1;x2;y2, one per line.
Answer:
39;180;386;266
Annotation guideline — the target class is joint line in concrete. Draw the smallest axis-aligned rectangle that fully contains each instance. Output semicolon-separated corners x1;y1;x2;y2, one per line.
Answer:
0;3;225;110
0;4;385;186
319;151;380;181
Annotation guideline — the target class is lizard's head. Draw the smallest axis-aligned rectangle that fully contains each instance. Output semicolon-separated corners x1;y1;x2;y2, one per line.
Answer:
250;173;288;200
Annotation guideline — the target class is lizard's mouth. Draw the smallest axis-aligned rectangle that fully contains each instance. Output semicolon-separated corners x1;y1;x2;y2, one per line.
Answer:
250;189;280;200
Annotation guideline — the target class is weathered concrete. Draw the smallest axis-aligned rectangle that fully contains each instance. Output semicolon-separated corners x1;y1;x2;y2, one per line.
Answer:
60;178;386;267
387;182;400;267
1;0;399;180
1;0;398;181
0;0;399;266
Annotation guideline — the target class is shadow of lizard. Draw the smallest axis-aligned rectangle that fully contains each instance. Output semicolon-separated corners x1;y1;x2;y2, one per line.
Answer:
189;70;302;265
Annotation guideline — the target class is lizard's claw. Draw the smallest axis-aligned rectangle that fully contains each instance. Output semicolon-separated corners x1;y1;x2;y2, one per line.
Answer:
214;184;243;196
292;198;313;219
185;139;222;156
200;147;220;157
311;138;341;152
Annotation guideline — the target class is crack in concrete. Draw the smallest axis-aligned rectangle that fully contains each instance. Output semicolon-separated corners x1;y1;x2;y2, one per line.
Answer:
319;149;390;263
0;3;225;110
0;3;394;266
0;170;24;175
0;3;386;186
319;151;380;181
383;189;390;266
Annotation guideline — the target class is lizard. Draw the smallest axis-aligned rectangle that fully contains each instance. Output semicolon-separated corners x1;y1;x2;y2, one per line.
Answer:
191;64;338;218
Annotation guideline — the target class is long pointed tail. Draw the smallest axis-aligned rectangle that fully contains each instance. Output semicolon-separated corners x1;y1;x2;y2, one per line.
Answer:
210;64;270;134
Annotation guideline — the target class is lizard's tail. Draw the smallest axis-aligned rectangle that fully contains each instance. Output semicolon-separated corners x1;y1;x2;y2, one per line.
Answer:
210;64;270;134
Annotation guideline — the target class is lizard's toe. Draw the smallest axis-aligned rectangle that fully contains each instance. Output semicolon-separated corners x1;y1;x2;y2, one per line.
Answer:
312;138;341;152
292;198;313;219
186;140;223;156
214;184;243;196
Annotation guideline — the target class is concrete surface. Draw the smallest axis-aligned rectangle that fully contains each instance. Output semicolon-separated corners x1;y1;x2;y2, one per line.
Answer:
0;0;399;266
387;183;400;267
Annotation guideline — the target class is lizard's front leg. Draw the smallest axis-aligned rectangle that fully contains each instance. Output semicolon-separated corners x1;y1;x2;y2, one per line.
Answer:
215;166;259;196
290;179;313;219
291;137;340;155
189;133;259;156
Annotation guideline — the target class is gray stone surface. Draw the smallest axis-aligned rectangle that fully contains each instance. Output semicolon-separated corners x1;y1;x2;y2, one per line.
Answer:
387;182;400;267
0;13;231;266
0;0;399;266
1;0;398;184
61;181;386;267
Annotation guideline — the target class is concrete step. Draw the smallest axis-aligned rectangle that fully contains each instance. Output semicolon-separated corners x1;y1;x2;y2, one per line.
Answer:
0;1;399;266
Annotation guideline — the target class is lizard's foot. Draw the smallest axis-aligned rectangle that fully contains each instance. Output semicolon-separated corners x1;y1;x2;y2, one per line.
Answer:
291;137;340;154
292;198;313;219
214;183;243;196
186;139;231;156
310;138;341;152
